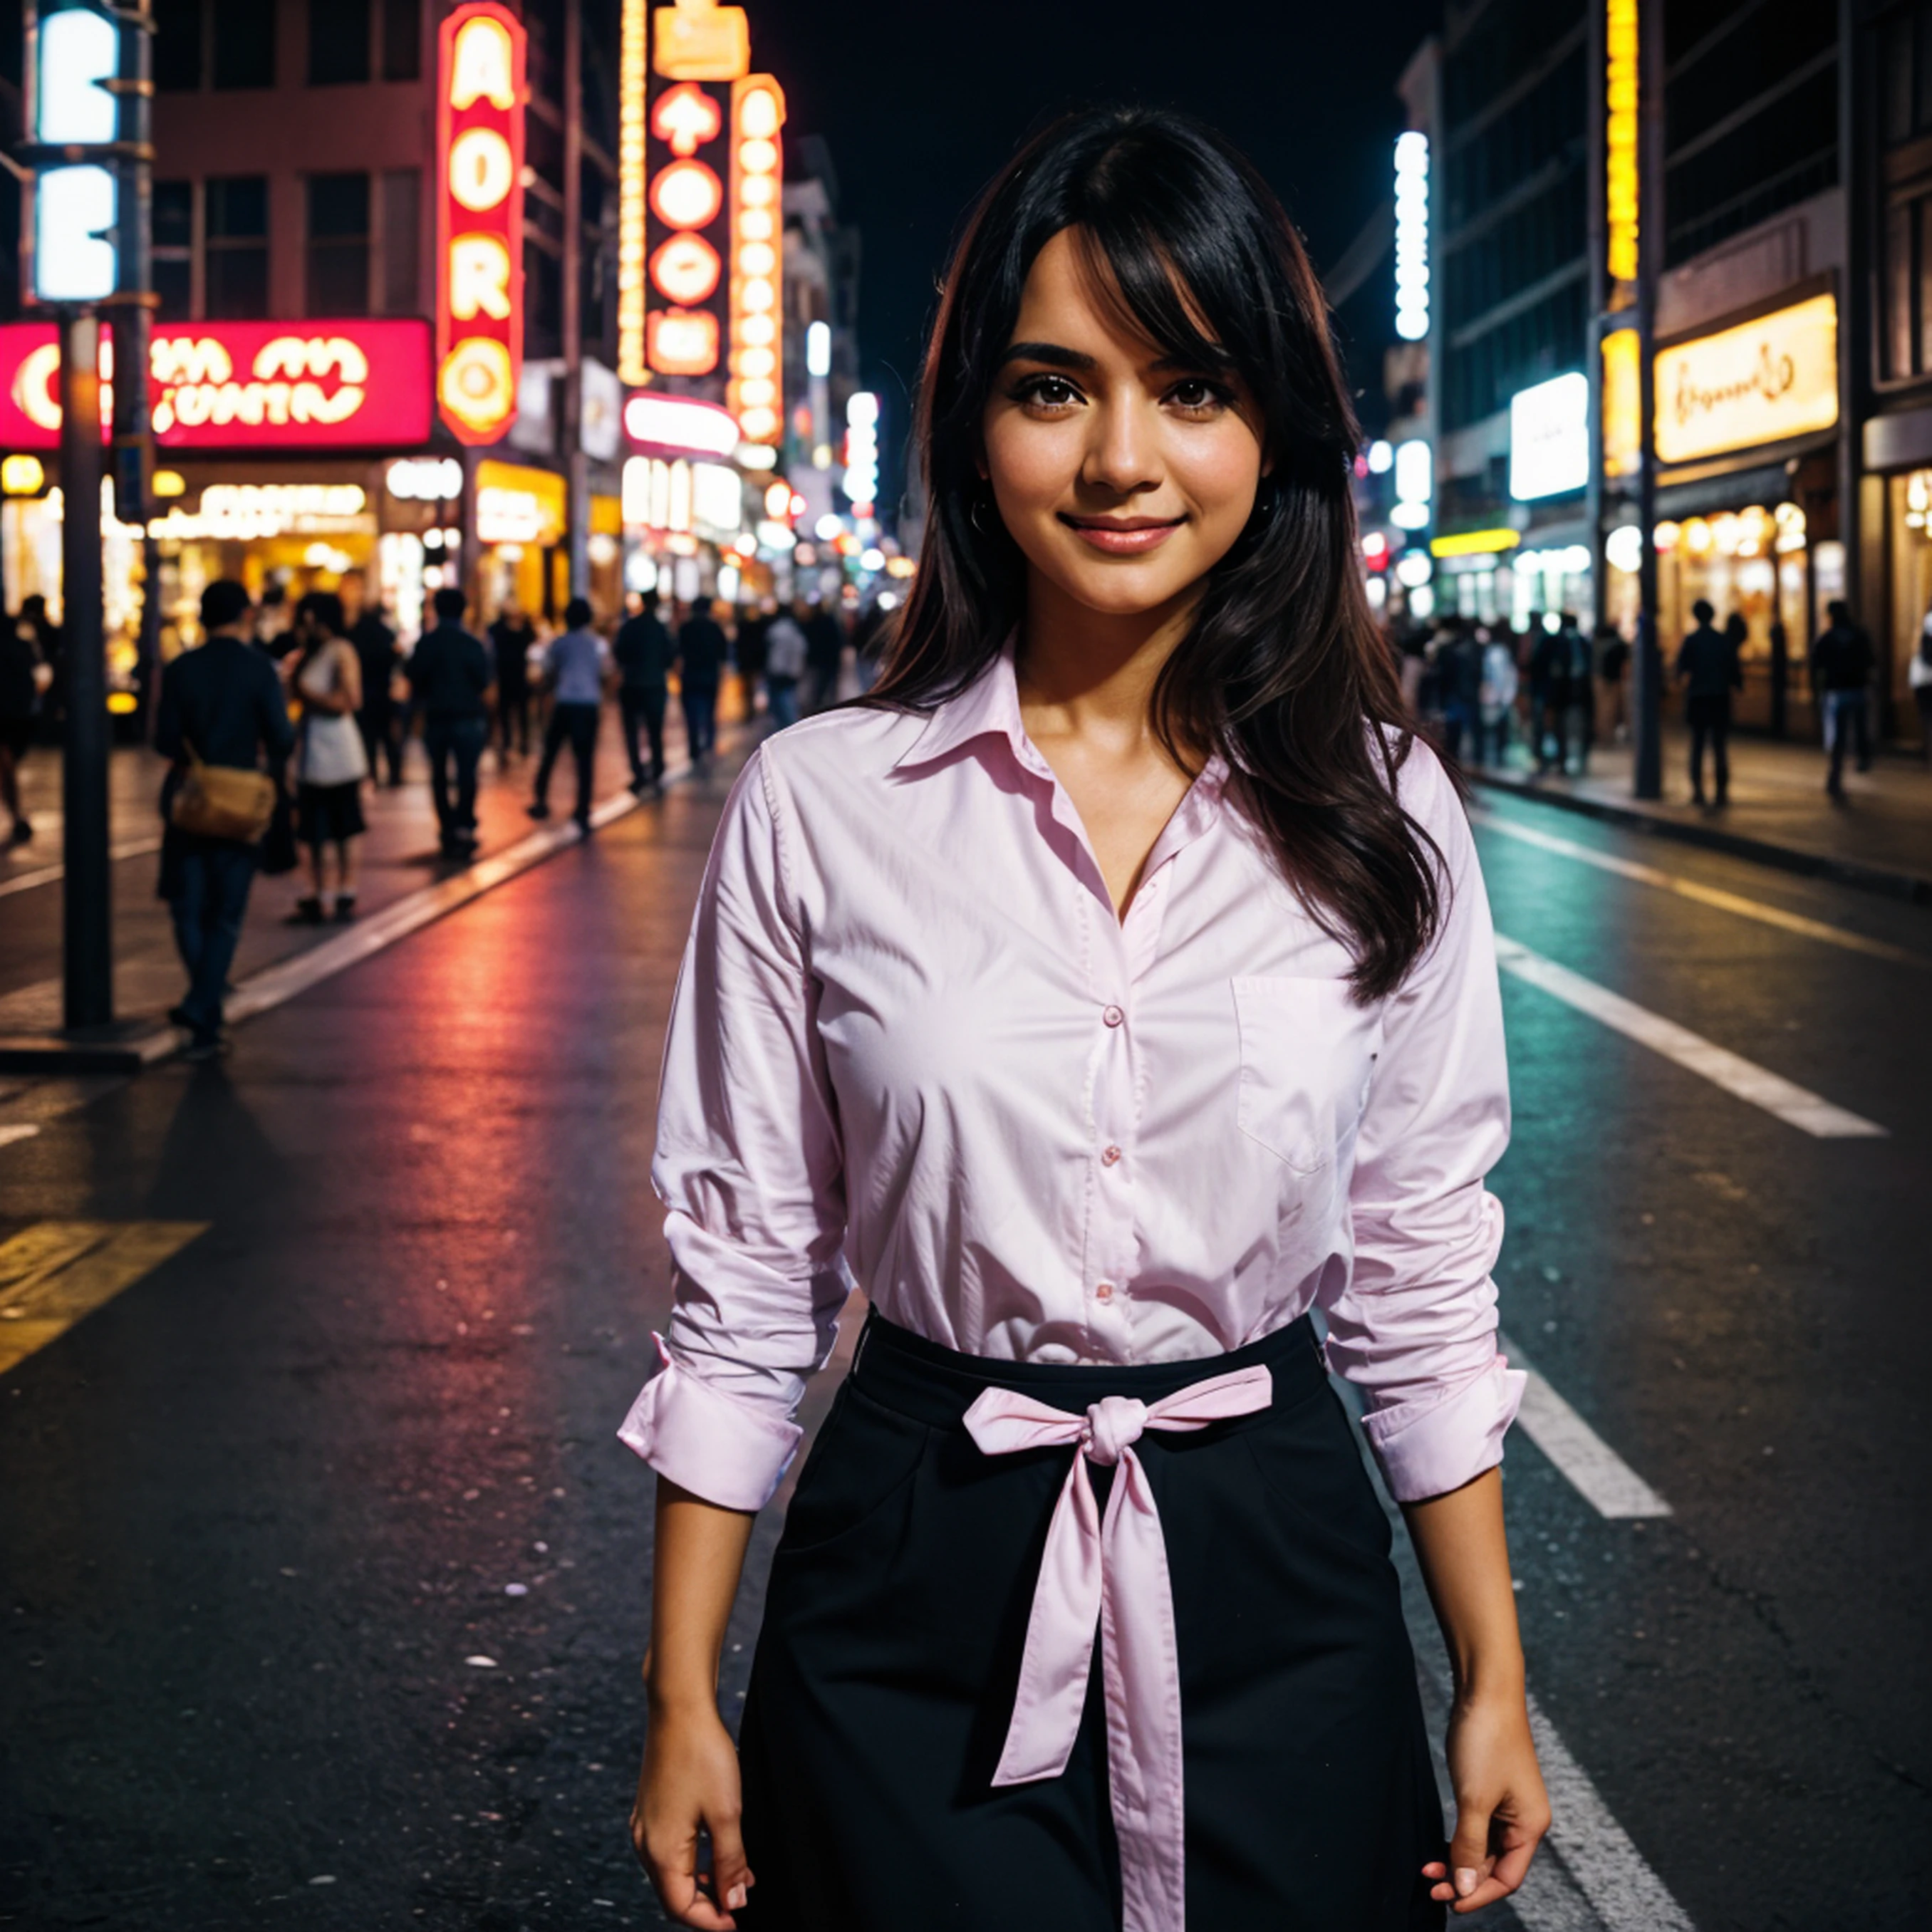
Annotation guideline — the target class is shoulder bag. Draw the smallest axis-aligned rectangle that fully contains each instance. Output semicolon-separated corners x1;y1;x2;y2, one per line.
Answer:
171;738;279;843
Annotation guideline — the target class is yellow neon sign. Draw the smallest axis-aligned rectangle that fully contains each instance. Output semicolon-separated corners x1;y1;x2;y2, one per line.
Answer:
1430;528;1522;559
1606;0;1638;287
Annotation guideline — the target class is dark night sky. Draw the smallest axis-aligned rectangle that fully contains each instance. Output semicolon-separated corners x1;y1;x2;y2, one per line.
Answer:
747;0;1445;449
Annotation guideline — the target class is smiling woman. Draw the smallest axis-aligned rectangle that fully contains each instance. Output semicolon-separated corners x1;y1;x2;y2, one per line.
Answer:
624;107;1547;1932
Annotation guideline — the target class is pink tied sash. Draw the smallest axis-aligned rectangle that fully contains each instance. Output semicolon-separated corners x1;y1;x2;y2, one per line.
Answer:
962;1363;1274;1932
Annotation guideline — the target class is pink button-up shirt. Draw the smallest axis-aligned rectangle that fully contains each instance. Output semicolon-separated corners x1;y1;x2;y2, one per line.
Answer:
620;645;1522;1510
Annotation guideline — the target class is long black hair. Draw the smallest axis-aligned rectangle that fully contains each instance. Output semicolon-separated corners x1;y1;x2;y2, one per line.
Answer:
862;108;1447;1001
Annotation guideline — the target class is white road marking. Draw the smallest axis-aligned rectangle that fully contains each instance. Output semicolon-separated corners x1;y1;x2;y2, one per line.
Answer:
0;837;164;899
1523;1690;1697;1931
1492;933;1887;1138
1471;809;1926;968
1502;1333;1671;1519
0;1123;41;1150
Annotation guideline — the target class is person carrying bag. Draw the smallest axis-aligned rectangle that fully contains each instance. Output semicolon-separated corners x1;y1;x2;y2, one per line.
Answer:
153;580;296;1059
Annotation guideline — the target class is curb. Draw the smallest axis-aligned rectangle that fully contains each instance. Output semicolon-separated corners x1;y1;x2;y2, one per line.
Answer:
0;739;733;1077
1471;769;1932;908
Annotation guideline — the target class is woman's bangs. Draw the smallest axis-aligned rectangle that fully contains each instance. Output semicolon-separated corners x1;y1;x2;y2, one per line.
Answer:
1064;217;1244;382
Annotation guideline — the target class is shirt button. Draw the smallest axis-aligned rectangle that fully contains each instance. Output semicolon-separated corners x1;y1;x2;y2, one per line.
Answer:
1094;1281;1115;1302
1102;1004;1124;1027
1102;1144;1123;1165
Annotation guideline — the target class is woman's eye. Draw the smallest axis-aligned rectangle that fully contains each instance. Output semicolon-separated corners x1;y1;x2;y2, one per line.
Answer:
1168;378;1230;415
1018;375;1081;410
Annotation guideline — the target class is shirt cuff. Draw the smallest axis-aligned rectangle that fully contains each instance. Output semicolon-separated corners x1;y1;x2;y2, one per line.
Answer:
616;1337;803;1511
1361;1354;1527;1503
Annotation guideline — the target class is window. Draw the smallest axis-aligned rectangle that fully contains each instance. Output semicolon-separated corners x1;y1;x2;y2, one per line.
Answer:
308;173;370;316
378;170;421;313
1883;3;1932;145
205;176;269;318
154;180;194;321
382;0;423;81
211;0;275;88
155;0;202;90
310;0;370;85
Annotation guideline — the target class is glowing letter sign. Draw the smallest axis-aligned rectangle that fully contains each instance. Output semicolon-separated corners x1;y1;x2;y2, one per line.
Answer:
0;319;433;450
1606;0;1638;289
618;0;649;385
436;4;526;445
1393;131;1429;343
729;76;785;450
1653;293;1839;466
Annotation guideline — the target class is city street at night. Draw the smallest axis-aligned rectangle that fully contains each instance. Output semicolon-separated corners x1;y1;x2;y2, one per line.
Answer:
2;744;1927;1930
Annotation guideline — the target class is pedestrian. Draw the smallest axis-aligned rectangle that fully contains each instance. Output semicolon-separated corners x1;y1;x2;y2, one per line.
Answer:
1673;596;1740;806
734;598;772;714
1435;617;1480;760
489;593;537;760
289;591;368;923
1595;622;1629;745
1476;625;1518;767
408;585;495;858
0;608;48;846
153;579;295;1061
1526;618;1574;774
1558;611;1593;773
1811;598;1875;798
674;597;727;774
1913;608;1932;761
801;599;846;714
529;596;611;831
762;601;807;729
613;587;674;795
17;593;63;745
623;106;1547;1932
349;593;404;786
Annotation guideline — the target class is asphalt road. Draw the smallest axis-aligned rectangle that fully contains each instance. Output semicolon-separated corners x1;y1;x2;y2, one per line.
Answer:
0;745;1926;1931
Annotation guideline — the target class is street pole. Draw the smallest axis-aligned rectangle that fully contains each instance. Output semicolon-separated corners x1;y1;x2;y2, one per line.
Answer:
1631;0;1664;800
110;0;157;704
60;308;112;1029
561;0;588;600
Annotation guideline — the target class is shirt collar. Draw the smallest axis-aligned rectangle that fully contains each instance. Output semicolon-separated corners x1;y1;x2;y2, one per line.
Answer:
890;641;1231;806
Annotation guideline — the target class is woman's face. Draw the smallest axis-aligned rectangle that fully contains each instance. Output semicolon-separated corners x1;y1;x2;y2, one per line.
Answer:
980;229;1267;621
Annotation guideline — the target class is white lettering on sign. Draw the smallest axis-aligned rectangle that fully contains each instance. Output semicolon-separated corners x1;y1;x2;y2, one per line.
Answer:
449;14;516;109
1655;293;1839;466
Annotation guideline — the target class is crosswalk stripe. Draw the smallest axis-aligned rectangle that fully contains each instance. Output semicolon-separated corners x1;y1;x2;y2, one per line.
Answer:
0;837;165;900
1492;932;1888;1138
0;1221;208;1376
1502;1334;1671;1519
1471;809;1926;967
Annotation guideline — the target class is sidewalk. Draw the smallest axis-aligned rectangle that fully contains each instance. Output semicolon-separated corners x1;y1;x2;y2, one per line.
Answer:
1468;728;1932;903
0;679;752;1066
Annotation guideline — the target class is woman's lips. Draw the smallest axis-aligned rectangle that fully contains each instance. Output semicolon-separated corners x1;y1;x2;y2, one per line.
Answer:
1059;514;1183;555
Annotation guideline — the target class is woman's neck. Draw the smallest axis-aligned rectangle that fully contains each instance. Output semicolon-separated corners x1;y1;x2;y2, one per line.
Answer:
1014;568;1200;765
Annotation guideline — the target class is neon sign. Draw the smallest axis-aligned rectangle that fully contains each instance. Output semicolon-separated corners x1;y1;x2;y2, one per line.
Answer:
618;0;649;384
728;76;784;449
644;2;747;380
1393;132;1428;343
1606;0;1638;289
0;320;433;450
436;3;526;445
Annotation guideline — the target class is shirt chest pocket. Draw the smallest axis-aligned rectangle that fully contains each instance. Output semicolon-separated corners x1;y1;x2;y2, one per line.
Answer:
1231;975;1383;1173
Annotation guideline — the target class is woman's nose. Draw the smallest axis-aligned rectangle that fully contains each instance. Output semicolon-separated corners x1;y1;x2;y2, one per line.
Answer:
1082;404;1160;497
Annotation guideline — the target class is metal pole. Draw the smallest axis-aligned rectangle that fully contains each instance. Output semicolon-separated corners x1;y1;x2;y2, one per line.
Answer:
111;0;158;710
1631;0;1664;800
561;0;588;600
60;309;112;1029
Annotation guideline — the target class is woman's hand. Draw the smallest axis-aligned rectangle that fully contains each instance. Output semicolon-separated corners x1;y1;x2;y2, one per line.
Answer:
631;1693;754;1929
1422;1689;1550;1912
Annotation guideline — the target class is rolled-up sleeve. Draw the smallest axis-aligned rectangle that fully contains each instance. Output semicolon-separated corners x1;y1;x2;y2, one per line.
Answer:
618;744;849;1510
1323;745;1525;1502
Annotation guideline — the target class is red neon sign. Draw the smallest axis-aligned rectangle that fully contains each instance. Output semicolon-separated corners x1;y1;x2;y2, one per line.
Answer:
0;320;432;450
436;2;526;446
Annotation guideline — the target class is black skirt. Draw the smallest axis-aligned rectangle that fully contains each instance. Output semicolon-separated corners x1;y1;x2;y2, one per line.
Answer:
296;779;365;844
737;1311;1446;1931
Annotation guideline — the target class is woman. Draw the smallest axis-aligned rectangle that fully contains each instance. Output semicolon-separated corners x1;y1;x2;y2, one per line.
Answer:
624;109;1547;1930
289;590;368;921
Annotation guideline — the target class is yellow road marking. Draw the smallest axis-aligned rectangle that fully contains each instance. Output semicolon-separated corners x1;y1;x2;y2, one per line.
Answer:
0;1221;209;1376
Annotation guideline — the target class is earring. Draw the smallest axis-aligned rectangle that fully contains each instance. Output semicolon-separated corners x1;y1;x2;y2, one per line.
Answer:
970;494;994;535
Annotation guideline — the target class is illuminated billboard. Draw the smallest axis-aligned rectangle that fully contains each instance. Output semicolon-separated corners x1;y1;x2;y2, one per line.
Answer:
436;2;526;446
1655;294;1838;466
727;76;785;450
0;320;433;450
1606;0;1638;290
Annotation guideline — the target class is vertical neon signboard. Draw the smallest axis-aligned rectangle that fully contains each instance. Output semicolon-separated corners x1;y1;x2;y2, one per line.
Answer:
728;76;784;450
1606;0;1638;291
618;0;649;385
435;2;526;445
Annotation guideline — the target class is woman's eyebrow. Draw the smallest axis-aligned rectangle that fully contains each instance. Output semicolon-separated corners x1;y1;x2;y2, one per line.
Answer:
1000;341;1097;370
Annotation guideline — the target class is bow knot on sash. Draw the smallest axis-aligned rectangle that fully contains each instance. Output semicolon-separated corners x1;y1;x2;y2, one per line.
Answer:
962;1361;1274;1932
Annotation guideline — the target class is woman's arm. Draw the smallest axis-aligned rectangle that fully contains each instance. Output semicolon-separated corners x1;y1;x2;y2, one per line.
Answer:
1403;1469;1549;1912
631;1480;759;1930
